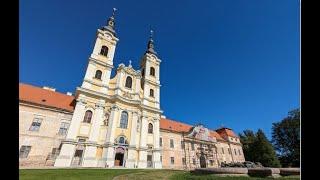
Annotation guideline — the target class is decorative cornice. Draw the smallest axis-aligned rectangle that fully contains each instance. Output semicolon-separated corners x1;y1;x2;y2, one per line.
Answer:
117;63;142;77
77;87;109;99
110;104;120;111
95;103;105;109
89;57;114;69
83;78;109;88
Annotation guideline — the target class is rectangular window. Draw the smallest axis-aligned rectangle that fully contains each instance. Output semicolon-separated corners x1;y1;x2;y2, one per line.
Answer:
182;157;186;165
181;141;185;149
234;149;237;155
222;148;224;154
170;157;174;164
19;146;31;158
192;158;196;165
160;156;162;162
159;137;162;147
58;122;70;135
191;142;195;150
238;149;241;155
29;118;42;131
228;148;231;154
170;139;174;148
210;160;214;166
51;148;60;159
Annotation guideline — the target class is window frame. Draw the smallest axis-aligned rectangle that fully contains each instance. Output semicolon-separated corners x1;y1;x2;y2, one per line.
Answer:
159;137;162;147
19;145;31;158
150;67;155;76
100;45;109;57
94;70;102;80
119;111;128;129
170;139;174;148
58;122;70;135
29;117;42;131
149;89;154;97
125;76;133;89
83;110;93;123
148;123;153;134
170;157;175;164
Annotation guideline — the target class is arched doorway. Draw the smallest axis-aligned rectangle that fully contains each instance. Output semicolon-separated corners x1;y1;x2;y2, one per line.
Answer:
114;147;125;166
200;153;207;168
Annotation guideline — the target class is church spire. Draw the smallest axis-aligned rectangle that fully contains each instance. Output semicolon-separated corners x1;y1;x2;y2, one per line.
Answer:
102;8;117;36
146;29;157;55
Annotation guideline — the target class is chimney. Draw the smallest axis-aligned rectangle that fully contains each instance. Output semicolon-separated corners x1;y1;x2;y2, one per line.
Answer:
67;92;73;96
43;86;56;92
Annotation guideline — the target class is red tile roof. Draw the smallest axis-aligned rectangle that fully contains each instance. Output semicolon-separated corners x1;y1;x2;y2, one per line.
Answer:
160;118;192;133
160;118;230;141
216;128;238;138
19;83;75;112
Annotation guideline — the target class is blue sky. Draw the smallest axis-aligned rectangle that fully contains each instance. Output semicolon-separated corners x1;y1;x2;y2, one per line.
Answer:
19;0;300;139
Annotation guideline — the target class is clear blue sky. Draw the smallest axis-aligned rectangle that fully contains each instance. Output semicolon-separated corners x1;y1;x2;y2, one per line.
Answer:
19;0;300;139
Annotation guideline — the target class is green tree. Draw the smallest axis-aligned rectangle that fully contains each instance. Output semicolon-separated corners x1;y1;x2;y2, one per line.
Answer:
239;130;256;162
272;108;300;167
239;129;281;167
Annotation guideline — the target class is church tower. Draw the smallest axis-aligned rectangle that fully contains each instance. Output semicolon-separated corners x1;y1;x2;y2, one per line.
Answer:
54;8;120;167
140;30;161;109
81;8;119;94
137;30;162;168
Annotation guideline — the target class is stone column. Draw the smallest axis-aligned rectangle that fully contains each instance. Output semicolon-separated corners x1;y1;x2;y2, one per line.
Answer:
153;118;162;168
82;100;105;167
126;112;138;168
138;114;148;168
102;105;119;167
54;97;87;167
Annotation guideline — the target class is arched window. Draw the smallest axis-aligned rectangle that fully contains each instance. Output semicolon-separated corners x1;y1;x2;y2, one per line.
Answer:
100;46;108;57
120;111;128;129
119;137;125;144
125;76;132;88
150;67;155;76
83;110;93;123
148;123;153;134
95;70;102;80
150;89;154;97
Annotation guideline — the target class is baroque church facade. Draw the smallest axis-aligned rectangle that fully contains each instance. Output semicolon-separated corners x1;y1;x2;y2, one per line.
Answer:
19;9;245;169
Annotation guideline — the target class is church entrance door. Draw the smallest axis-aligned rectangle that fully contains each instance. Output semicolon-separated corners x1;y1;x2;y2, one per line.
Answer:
114;147;125;166
200;154;206;168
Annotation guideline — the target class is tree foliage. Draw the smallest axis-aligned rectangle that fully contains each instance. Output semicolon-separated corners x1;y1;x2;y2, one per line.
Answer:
272;108;300;167
239;129;281;167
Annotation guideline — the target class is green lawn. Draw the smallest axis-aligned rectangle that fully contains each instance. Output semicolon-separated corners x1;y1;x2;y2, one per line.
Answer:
19;169;300;180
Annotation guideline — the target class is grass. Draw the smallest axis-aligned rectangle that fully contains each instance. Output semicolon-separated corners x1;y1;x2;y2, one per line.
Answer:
19;169;300;180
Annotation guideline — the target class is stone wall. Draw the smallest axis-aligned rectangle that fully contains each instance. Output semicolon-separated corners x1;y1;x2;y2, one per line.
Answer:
19;103;72;167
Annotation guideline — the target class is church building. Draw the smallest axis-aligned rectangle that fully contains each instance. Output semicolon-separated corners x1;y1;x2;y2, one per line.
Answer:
19;9;245;169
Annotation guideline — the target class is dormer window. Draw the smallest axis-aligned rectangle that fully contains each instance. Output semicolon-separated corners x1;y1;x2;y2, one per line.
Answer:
95;70;102;80
100;46;108;57
125;76;132;88
150;67;155;76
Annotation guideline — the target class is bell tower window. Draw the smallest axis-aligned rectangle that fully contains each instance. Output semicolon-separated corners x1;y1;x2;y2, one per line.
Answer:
94;70;102;80
150;67;155;76
100;46;109;57
149;89;154;97
125;76;132;88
